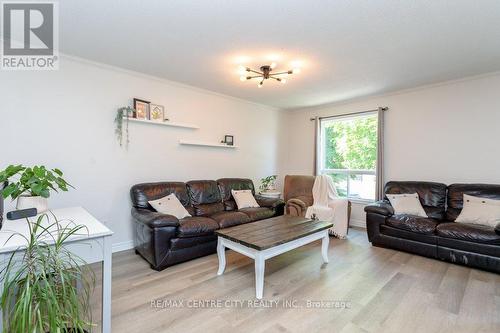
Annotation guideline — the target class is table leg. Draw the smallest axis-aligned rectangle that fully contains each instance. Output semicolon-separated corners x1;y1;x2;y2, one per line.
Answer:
102;237;112;333
321;231;329;264
255;253;265;299
0;254;5;333
217;237;226;275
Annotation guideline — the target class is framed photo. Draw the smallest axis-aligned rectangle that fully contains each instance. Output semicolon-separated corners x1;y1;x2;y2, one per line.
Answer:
133;98;150;120
224;135;234;146
149;104;165;122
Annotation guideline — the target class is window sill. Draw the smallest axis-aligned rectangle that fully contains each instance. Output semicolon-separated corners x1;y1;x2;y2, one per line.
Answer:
346;198;375;205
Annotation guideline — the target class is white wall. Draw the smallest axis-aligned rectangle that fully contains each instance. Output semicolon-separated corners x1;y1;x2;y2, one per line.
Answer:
0;56;286;251
281;72;500;227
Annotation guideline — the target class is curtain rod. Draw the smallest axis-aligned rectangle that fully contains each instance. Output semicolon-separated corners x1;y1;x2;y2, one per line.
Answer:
309;106;388;121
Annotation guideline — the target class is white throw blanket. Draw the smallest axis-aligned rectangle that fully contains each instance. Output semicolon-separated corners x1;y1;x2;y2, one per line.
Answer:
305;175;349;239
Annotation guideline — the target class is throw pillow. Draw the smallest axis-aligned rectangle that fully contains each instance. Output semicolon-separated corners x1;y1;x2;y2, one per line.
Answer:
455;194;500;228
148;194;191;219
232;189;260;209
386;193;428;217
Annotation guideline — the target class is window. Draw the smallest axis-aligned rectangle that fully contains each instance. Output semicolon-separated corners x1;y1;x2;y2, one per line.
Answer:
318;112;378;201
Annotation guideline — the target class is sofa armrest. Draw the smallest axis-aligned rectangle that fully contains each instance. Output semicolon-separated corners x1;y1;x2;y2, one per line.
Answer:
287;198;307;209
131;207;180;228
495;222;500;236
255;195;284;209
364;200;394;217
286;198;308;216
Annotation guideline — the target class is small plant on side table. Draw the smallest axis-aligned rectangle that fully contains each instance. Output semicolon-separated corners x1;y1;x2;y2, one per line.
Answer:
259;175;277;193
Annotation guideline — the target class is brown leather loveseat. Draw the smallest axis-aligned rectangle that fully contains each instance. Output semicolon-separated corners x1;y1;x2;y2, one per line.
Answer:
131;178;284;271
365;181;500;273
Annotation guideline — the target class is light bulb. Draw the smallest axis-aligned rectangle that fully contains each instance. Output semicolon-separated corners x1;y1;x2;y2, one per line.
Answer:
239;67;249;75
240;76;247;81
270;62;277;69
258;82;263;88
293;68;301;74
281;78;287;84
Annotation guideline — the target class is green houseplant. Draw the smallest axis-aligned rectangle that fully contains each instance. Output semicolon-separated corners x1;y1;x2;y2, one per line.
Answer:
114;106;135;148
1;213;94;332
0;165;73;213
259;175;277;193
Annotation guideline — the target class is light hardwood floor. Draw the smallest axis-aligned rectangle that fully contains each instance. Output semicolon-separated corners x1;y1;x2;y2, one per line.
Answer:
91;228;500;333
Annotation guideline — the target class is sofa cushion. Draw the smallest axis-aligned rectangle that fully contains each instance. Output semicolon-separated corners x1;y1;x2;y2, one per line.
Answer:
210;211;251;228
239;207;275;221
217;178;255;211
446;183;500;221
386;215;439;235
186;180;224;216
436;222;500;244
384;181;447;219
148;194;191;219
387;193;427;217
177;216;219;238
131;182;192;212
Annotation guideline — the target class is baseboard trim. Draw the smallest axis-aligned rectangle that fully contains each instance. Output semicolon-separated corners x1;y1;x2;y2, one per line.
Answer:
350;218;366;229
112;240;134;253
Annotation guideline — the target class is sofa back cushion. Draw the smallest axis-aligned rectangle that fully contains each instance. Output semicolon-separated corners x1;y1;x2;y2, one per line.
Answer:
186;180;224;216
384;181;447;219
217;178;255;211
283;175;315;207
447;183;500;221
130;182;193;214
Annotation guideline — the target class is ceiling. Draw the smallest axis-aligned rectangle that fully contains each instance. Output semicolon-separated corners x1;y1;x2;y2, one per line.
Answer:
60;0;500;109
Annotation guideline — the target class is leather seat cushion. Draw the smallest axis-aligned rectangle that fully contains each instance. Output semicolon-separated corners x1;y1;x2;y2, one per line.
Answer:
239;207;274;221
386;215;439;235
177;217;219;238
436;222;500;244
210;211;251;228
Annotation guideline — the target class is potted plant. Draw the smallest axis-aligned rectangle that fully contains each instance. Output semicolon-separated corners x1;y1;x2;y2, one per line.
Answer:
0;165;73;213
1;213;94;332
259;175;277;193
114;106;135;148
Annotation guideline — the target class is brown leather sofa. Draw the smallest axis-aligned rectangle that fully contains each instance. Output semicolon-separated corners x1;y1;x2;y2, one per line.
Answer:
365;181;500;273
131;178;285;271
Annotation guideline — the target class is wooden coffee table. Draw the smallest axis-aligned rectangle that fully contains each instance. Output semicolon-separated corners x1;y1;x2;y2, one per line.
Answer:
215;215;333;299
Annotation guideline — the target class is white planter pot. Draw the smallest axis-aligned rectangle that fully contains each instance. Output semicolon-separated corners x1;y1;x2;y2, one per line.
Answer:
16;195;49;213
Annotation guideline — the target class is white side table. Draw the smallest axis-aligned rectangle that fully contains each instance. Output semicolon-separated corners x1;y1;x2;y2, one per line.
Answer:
0;207;113;333
259;191;282;199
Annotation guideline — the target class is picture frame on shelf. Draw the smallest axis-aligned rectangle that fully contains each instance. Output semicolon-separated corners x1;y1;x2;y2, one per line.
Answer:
133;98;150;120
224;135;234;146
149;104;165;122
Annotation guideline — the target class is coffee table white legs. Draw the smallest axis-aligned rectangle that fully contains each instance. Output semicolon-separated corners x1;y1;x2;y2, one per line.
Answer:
217;238;226;275
321;232;330;263
255;253;265;299
216;229;330;299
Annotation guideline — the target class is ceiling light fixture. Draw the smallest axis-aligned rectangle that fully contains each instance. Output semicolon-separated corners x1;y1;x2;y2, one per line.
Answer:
239;64;300;87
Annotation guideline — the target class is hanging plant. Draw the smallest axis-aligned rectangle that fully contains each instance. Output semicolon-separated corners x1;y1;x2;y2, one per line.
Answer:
115;106;135;148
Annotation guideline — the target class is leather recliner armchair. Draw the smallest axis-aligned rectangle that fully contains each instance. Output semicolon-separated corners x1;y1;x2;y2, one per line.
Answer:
283;175;351;223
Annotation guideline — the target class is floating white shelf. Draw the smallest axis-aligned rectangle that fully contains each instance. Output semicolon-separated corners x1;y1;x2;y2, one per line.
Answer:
179;140;238;148
124;117;199;129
